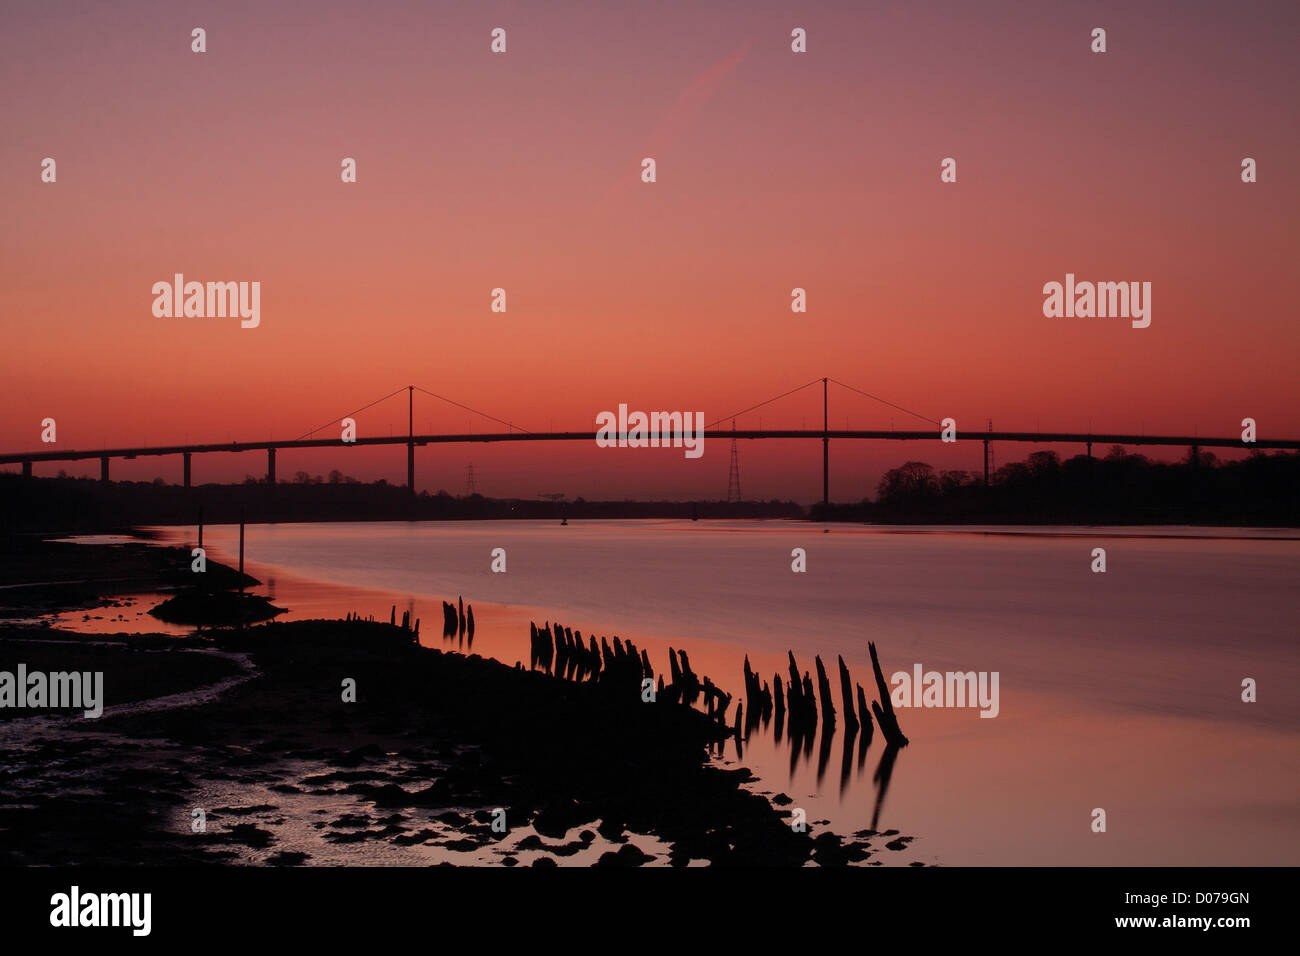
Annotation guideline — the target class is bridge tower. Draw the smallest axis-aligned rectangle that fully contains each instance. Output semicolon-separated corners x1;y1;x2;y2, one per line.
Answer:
822;377;829;508
407;385;415;495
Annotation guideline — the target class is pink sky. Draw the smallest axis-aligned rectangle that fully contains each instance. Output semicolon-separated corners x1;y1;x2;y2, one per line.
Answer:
2;0;1296;500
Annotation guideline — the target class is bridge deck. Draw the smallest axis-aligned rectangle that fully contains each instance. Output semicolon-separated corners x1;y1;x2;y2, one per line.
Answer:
2;430;1294;465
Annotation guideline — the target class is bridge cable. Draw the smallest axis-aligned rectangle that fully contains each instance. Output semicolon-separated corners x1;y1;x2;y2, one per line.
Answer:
412;386;532;434
292;386;410;441
704;378;825;431
827;378;941;427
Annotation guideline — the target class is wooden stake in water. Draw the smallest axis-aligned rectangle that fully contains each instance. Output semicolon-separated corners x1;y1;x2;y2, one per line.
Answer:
238;512;245;588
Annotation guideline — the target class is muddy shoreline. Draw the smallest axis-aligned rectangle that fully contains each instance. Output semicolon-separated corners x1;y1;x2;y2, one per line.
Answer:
0;538;880;866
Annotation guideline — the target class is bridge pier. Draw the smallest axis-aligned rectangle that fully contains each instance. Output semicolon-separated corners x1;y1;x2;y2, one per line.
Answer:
267;447;276;485
21;461;31;479
183;452;192;488
407;443;415;495
100;456;109;484
983;440;989;485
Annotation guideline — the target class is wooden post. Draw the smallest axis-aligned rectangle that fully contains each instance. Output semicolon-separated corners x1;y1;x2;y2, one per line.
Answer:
815;655;836;725
837;655;860;731
238;512;245;583
868;641;909;747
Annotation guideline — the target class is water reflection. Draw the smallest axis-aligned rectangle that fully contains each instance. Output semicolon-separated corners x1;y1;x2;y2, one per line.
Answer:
440;596;475;650
527;619;909;825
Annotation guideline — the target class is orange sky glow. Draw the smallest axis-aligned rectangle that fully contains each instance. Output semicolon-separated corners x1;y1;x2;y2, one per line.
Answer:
2;1;1296;501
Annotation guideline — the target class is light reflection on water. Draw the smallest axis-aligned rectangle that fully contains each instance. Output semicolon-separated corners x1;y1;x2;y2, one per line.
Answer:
64;520;1300;865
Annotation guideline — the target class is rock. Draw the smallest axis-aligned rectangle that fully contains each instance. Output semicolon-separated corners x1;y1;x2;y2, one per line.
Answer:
594;843;655;867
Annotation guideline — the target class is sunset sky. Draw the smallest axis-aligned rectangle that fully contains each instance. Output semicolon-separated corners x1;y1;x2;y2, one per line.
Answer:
2;0;1296;502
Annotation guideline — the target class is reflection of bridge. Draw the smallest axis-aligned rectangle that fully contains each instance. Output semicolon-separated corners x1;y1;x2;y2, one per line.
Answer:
4;380;1295;504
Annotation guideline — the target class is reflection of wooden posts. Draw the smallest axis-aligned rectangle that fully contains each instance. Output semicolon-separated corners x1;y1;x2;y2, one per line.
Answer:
238;511;245;589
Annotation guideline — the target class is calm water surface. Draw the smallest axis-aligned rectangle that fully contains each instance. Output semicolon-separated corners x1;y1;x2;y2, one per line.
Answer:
74;519;1298;865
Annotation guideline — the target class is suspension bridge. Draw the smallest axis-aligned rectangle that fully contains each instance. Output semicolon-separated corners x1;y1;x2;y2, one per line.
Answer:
2;379;1295;505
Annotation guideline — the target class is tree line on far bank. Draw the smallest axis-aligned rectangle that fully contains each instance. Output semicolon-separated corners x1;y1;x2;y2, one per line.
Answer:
2;447;1297;531
811;448;1300;525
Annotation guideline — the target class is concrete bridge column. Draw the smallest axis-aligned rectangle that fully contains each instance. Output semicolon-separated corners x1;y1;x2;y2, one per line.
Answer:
183;452;192;488
983;440;989;485
267;447;276;485
407;443;415;494
100;456;109;483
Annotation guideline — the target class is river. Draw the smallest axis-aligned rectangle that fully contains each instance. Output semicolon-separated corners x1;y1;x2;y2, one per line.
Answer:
53;519;1299;865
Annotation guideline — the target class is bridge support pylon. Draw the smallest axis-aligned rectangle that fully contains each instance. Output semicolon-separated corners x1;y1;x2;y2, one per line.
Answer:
407;385;415;496
267;447;276;486
822;378;829;508
183;452;192;489
100;456;109;484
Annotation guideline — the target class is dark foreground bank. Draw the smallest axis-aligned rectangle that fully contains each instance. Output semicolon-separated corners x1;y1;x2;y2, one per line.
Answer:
0;619;868;866
0;537;878;866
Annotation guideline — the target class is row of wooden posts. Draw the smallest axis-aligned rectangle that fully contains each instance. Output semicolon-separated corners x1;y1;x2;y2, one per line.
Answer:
528;621;736;721
528;620;908;747
741;641;908;748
